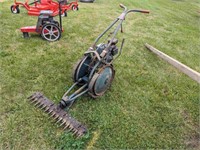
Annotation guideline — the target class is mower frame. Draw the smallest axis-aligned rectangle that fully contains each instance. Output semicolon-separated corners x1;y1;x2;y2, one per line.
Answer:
59;4;150;108
11;0;79;16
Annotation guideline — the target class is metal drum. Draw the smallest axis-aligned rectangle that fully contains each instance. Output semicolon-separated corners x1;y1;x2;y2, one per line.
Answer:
89;65;115;97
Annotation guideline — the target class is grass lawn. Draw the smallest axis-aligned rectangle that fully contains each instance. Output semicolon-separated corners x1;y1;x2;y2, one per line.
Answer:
0;0;199;149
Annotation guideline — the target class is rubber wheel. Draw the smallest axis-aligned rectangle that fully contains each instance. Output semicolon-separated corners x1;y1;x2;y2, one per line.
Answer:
10;5;20;14
23;32;29;38
51;21;59;27
72;5;79;11
79;0;95;3
61;11;67;17
41;23;61;42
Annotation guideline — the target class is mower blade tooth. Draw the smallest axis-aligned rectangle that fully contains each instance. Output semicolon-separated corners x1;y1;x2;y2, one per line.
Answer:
75;130;80;137
72;131;77;136
44;107;51;112
73;130;78;136
55;117;60;124
30;97;40;103
50;112;56;118
54;115;60;120
47;110;54;115
41;104;47;110
27;93;37;100
69;126;74;131
77;134;82;138
56;117;63;124
64;124;70;130
30;100;36;104
65;121;70;127
34;101;41;106
73;128;78;134
37;102;44;108
27;95;34;100
57;118;63;124
60;120;66;127
68;127;74;132
28;92;42;101
54;117;60;122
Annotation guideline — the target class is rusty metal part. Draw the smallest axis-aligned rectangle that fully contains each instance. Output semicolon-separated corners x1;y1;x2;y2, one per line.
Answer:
88;65;115;98
27;92;87;137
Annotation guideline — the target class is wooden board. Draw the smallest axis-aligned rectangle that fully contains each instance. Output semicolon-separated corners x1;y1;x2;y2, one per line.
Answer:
145;43;200;84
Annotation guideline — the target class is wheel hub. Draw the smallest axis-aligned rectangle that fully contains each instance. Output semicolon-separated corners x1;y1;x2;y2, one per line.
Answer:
49;31;54;35
41;23;61;42
89;65;115;97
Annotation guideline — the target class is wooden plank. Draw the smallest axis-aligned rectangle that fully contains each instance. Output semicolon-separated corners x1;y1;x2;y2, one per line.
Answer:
145;43;200;84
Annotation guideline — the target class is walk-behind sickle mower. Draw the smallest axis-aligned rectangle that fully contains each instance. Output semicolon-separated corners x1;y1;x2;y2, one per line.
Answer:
11;0;78;16
20;0;64;41
28;4;149;137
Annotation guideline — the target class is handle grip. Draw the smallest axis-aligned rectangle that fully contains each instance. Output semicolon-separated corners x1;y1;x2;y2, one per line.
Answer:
139;10;150;14
119;4;127;12
119;4;125;9
128;9;150;14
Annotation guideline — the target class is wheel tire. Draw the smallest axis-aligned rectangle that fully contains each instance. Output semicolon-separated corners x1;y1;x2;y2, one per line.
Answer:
72;5;78;11
11;5;20;14
72;56;91;85
79;0;95;3
41;23;61;42
72;58;84;83
23;32;29;38
61;11;67;17
51;21;59;27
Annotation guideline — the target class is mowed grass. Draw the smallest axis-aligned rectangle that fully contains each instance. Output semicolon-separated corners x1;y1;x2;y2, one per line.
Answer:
0;0;199;149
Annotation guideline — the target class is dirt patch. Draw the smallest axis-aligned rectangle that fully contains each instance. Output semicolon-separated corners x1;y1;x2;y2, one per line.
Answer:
185;133;200;149
181;110;200;149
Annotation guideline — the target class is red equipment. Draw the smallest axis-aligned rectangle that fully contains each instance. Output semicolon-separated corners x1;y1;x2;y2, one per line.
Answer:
10;0;79;16
20;1;64;42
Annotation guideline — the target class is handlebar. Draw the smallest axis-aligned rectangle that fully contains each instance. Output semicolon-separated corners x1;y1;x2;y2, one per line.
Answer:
92;3;150;47
119;4;127;12
128;9;150;14
118;3;150;20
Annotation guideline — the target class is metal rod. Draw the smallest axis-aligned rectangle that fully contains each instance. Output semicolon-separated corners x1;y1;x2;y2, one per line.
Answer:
70;88;89;101
68;83;88;100
88;61;101;80
59;1;62;30
104;20;123;52
62;81;80;98
84;51;101;61
114;38;125;60
93;18;119;46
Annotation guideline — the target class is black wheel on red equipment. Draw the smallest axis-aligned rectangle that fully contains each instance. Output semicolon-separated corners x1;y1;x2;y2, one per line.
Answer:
72;5;79;11
23;32;30;38
10;5;20;14
61;11;67;17
41;23;61;42
51;20;59;27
